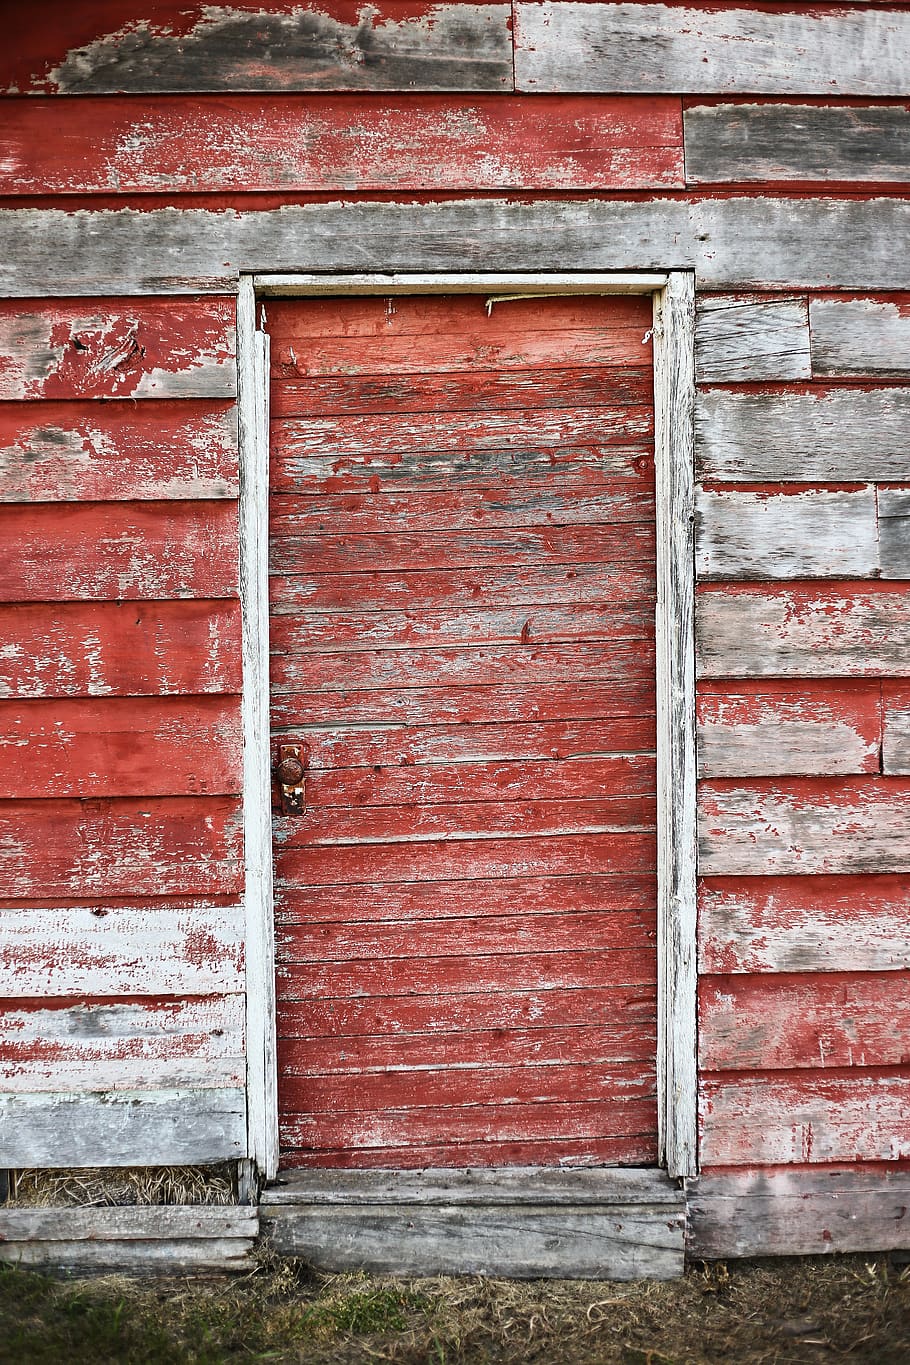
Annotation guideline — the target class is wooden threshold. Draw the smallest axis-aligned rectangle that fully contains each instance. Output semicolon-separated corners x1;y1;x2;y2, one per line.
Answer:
260;1167;686;1280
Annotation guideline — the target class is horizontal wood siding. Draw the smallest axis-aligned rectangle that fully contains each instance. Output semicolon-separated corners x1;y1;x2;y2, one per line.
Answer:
695;285;910;1196
0;290;245;1166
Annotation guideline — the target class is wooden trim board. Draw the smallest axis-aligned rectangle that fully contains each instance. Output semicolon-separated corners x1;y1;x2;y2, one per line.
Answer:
238;270;699;1204
261;1168;685;1280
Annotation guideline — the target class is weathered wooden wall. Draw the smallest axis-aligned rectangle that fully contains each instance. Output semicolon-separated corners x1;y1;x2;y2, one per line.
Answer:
2;1;909;1257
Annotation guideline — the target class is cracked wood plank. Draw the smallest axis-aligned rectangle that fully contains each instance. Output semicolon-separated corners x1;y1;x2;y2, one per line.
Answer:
883;682;910;775
694;295;810;383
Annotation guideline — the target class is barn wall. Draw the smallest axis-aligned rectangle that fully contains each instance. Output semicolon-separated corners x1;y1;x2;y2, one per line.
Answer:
1;1;909;1255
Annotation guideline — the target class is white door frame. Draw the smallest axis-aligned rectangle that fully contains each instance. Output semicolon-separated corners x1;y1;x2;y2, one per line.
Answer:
237;271;697;1183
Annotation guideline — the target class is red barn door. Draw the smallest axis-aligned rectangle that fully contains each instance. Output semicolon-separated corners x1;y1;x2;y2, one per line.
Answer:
267;293;658;1170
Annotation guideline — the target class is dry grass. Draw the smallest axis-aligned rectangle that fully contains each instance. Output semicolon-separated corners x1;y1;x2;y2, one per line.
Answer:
1;1251;909;1364
6;1165;237;1208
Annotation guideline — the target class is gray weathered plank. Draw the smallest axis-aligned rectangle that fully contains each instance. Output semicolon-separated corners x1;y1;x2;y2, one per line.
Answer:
695;488;878;580
811;297;910;376
686;104;910;184
698;876;910;975
262;1202;684;1279
698;781;910;876
697;388;910;481
31;4;513;94
0;1239;254;1272
1;198;909;296
0;1206;257;1240
0;1089;247;1167
697;683;881;778
883;684;910;776
515;5;910;95
688;1169;910;1259
695;295;810;383
263;1166;681;1206
697;587;910;678
877;488;910;578
0;904;244;997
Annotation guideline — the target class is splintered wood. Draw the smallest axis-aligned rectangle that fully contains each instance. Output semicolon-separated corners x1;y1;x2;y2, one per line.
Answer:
267;293;658;1169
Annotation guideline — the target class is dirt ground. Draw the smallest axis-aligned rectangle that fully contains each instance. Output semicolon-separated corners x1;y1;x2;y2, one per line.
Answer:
2;1251;910;1364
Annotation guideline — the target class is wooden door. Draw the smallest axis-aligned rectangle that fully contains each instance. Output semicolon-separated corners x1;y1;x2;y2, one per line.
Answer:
266;293;658;1170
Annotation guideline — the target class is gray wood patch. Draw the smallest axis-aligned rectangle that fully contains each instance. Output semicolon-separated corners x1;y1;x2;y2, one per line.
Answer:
0;1089;246;1167
514;5;910;95
1;198;909;295
688;1169;910;1259
695;295;810;383
695;488;878;580
38;5;512;94
697;589;910;678
0;1239;255;1273
884;690;910;776
810;297;910;377
686;104;910;184
696;388;910;482
878;489;910;579
263;1166;681;1206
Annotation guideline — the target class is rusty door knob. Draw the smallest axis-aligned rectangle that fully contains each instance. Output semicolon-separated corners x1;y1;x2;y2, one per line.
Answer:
276;755;305;785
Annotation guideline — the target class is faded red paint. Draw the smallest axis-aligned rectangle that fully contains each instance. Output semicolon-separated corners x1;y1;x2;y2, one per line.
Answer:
269;292;658;1168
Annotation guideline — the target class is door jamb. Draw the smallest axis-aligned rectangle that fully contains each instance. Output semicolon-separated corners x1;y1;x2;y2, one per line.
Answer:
237;271;697;1184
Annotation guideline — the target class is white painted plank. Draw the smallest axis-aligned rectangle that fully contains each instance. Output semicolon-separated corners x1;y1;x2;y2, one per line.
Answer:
688;1169;910;1259
695;488;879;580
686;104;910;184
262;1203;684;1280
0;1206;257;1240
0;904;244;997
697;684;881;778
1;198;909;295
877;488;910;579
699;877;910;975
697;388;910;481
0;1089;247;1167
653;274;698;1181
1;996;245;1093
698;781;910;876
811;296;910;376
884;685;910;776
238;278;279;1183
695;294;810;383
0;1239;254;1272
515;5;910;95
697;587;910;678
